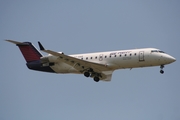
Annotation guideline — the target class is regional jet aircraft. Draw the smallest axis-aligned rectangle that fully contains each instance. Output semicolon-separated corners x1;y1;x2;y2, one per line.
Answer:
6;40;176;82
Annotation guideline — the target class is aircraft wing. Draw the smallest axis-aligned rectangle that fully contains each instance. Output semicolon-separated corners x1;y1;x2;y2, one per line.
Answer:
38;42;113;81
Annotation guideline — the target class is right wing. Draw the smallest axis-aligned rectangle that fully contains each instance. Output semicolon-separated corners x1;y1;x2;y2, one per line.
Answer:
38;42;114;81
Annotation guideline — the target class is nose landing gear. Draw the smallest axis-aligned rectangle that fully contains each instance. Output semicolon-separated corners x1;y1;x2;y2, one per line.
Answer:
160;65;164;74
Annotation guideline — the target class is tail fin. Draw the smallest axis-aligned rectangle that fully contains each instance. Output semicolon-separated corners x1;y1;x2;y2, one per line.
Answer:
6;40;43;62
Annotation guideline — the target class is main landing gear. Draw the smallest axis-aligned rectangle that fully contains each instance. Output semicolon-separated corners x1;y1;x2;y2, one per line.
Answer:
83;70;100;82
160;65;164;74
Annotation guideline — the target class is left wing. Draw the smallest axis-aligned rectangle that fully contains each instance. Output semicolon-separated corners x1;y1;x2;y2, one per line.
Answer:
38;42;113;81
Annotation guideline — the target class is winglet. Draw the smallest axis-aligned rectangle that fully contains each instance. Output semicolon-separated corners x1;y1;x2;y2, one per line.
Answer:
38;41;45;50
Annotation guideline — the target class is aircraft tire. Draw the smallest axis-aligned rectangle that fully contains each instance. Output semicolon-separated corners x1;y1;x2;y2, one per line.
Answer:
160;70;164;74
94;77;100;82
84;72;90;77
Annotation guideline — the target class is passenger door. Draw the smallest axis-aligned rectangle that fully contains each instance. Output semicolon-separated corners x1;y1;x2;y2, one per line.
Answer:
139;51;144;61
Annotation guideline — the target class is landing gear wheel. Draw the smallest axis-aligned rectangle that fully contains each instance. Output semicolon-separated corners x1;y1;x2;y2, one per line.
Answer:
84;72;90;77
160;65;164;74
160;65;164;69
160;70;164;74
94;77;100;82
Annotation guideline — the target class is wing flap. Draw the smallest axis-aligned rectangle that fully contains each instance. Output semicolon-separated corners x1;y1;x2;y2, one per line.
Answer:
97;71;113;81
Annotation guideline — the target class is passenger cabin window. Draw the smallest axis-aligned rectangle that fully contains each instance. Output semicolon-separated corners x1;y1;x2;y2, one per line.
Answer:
105;56;107;58
90;57;92;59
95;56;97;59
120;55;121;57
114;55;116;57
86;57;88;60
134;53;136;56
130;54;132;56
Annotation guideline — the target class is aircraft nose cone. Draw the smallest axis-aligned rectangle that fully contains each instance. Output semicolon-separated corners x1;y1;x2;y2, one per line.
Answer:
170;56;176;62
167;55;176;63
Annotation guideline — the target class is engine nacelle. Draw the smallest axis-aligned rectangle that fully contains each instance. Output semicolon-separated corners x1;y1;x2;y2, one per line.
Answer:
40;56;59;63
40;56;55;67
40;56;49;63
40;52;64;64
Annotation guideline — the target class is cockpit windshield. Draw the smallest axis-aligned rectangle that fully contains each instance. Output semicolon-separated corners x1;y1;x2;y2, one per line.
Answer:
151;50;165;53
151;50;158;52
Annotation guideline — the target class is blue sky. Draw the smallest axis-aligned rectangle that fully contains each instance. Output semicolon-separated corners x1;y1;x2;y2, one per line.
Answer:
0;1;180;120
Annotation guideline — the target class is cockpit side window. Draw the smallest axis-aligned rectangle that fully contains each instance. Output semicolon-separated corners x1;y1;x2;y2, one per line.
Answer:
158;51;165;53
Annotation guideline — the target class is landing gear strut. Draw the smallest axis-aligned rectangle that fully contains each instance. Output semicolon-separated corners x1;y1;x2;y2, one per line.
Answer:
160;65;164;74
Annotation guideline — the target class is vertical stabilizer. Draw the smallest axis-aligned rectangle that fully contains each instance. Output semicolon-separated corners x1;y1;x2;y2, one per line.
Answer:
6;40;43;62
6;40;55;73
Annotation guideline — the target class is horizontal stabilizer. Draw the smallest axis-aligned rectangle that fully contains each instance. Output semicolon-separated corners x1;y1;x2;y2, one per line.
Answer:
5;39;23;45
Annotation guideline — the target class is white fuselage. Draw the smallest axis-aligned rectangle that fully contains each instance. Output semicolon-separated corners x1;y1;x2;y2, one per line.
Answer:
47;48;175;74
6;40;176;82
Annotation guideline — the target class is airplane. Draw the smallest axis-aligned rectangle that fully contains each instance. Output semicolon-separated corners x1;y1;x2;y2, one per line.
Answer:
6;40;176;82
